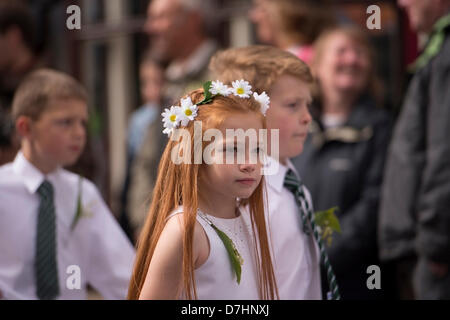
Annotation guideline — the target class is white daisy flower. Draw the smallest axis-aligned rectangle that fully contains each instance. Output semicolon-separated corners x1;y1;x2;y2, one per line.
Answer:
161;106;181;136
231;79;252;98
253;91;270;116
179;97;198;126
162;127;173;136
210;80;231;96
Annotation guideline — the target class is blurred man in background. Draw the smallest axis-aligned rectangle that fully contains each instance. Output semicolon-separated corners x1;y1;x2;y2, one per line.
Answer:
127;0;219;241
143;0;218;99
0;0;44;165
121;51;166;243
379;0;450;299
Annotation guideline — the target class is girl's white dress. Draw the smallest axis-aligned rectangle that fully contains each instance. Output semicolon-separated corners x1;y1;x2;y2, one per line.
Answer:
169;206;260;299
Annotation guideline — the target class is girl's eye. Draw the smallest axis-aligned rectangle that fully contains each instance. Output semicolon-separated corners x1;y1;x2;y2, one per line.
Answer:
221;146;235;155
253;147;262;155
57;119;72;126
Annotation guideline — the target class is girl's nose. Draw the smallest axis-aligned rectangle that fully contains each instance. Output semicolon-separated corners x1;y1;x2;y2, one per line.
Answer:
239;160;256;173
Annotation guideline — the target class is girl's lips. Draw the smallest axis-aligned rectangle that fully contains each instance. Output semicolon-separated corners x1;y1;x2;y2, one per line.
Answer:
69;146;82;152
236;179;256;186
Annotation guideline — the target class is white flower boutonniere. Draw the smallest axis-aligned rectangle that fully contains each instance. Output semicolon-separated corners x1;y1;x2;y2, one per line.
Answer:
70;177;94;231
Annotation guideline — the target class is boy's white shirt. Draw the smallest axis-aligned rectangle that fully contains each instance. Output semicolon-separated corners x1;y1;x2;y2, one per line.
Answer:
245;156;322;299
0;152;135;300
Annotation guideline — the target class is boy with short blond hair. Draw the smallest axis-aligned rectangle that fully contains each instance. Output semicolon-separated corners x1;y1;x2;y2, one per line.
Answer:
0;69;135;300
209;45;340;299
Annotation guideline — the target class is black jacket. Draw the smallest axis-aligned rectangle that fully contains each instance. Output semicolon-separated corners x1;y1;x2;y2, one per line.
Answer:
378;22;450;264
292;96;392;298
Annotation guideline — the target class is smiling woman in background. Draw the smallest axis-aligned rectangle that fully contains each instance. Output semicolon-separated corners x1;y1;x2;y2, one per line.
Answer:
291;26;393;299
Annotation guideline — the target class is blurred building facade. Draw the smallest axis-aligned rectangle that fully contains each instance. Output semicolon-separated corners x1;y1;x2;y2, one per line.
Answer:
26;0;414;216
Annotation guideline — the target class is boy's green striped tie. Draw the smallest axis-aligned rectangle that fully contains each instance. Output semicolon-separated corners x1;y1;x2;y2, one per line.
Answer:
284;169;341;300
35;180;60;300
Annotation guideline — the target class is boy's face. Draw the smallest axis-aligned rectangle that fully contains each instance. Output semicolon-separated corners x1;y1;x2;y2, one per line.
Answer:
26;99;88;171
266;75;312;164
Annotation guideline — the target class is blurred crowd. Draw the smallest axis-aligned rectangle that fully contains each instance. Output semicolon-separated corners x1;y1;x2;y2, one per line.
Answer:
1;0;450;300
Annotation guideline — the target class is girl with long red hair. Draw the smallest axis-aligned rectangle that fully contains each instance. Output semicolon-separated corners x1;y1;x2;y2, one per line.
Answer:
127;81;278;300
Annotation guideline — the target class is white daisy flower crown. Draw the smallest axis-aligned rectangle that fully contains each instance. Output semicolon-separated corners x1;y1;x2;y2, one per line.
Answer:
161;80;270;136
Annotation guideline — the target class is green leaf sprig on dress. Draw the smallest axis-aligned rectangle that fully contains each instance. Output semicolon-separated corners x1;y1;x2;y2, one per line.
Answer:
198;211;244;284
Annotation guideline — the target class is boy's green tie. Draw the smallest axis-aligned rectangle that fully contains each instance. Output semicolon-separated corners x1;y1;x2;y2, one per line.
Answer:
35;180;60;300
284;169;341;300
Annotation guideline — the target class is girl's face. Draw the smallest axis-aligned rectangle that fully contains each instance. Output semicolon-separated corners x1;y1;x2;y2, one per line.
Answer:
200;113;264;201
315;32;371;96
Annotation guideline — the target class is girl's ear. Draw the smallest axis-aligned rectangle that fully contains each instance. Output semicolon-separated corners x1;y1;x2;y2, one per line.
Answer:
15;116;32;138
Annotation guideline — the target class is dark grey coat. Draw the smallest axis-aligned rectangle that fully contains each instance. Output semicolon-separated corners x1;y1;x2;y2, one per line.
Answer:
378;27;450;265
292;96;392;298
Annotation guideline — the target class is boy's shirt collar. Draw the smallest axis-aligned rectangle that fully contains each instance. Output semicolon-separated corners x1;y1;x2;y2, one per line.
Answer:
264;156;299;193
12;151;62;194
11;152;75;229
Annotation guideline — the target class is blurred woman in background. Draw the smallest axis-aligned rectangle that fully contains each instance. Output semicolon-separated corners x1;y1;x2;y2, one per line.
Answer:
292;26;393;299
